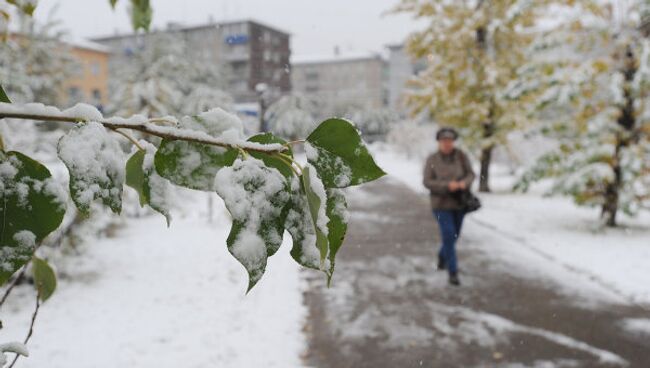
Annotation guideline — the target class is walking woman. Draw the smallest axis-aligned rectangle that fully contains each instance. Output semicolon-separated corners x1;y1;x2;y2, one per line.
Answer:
423;127;475;286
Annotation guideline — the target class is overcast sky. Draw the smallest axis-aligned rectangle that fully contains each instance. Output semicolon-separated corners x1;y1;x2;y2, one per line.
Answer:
34;0;421;57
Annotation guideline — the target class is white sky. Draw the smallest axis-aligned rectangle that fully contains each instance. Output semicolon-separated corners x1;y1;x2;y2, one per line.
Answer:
34;0;421;57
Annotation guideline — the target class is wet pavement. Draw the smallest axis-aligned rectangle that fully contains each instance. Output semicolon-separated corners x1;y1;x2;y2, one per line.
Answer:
302;178;650;368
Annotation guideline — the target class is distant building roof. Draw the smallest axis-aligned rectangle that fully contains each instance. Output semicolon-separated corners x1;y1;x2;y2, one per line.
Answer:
91;19;291;42
64;36;112;53
292;52;384;65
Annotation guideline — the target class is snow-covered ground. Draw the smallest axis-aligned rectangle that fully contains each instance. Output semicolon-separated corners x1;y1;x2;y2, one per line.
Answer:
0;191;306;368
370;143;650;307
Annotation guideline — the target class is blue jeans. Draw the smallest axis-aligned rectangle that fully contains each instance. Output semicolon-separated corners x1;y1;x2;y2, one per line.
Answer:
433;210;465;274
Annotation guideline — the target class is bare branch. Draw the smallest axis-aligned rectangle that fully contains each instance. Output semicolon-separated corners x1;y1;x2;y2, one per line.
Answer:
7;292;41;368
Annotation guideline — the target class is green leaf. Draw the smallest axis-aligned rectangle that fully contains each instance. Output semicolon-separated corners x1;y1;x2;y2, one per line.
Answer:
214;158;291;292
126;150;147;206
325;188;348;281
301;166;328;266
247;133;294;178
32;257;56;301
286;181;319;271
58;122;124;215
109;0;119;9
0;84;10;103
127;147;171;225
287;176;349;284
130;0;153;31
306;118;386;188
154;139;237;192
7;0;36;15
0;151;66;285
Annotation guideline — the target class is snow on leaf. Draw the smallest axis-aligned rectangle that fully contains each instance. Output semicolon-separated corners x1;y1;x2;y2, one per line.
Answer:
155;140;237;192
154;110;244;192
301;165;330;271
306;118;386;188
214;157;290;292
286;177;322;271
325;188;348;282
58;122;125;214
0;151;65;285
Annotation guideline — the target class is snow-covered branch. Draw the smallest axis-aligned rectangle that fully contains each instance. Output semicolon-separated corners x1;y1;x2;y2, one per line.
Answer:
0;103;287;153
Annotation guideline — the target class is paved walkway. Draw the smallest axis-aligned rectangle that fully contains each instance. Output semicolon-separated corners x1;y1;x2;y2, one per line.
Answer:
303;178;650;368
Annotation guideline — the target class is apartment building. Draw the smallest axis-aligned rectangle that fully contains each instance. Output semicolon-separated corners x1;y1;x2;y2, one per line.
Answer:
386;43;426;116
92;20;291;103
291;53;387;116
64;39;111;110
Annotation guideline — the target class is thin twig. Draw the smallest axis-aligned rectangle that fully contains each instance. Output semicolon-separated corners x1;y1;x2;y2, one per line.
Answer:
111;128;145;151
7;292;40;368
273;153;303;177
285;139;305;146
0;263;29;308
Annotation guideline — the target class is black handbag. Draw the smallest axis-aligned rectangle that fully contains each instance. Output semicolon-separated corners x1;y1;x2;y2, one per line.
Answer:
459;190;481;213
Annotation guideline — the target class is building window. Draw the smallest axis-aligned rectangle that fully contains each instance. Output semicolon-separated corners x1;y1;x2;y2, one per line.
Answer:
68;87;82;105
92;89;102;101
90;62;101;76
306;71;319;81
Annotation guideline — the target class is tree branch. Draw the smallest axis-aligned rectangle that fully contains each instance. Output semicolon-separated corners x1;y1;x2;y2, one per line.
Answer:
0;264;29;308
0;111;287;154
7;292;40;368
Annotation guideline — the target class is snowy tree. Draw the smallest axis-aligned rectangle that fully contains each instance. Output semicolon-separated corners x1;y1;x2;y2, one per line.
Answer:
265;93;317;140
0;13;76;105
108;33;233;118
515;1;650;226
345;108;400;137
395;0;596;192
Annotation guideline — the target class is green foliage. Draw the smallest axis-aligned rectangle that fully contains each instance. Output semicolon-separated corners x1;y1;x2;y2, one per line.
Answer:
325;188;347;280
247;133;294;178
154;140;237;191
0;84;10;103
130;0;153;31
306;118;386;188
126;149;171;225
218;159;291;292
125;150;147;205
6;0;36;16
301;165;329;267
0;105;384;293
32;257;56;301
106;0;152;31
0;151;65;285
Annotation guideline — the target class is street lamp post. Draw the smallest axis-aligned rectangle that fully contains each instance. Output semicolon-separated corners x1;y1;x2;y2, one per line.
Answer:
255;83;268;133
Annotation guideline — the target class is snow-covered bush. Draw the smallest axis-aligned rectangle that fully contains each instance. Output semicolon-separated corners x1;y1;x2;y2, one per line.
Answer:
265;93;317;140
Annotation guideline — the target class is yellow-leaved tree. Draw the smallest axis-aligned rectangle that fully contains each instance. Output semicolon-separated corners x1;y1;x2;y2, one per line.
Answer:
395;0;599;192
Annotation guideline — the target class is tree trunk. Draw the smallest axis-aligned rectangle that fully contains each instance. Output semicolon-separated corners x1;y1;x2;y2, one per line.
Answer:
602;142;622;227
602;45;637;227
479;144;493;192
